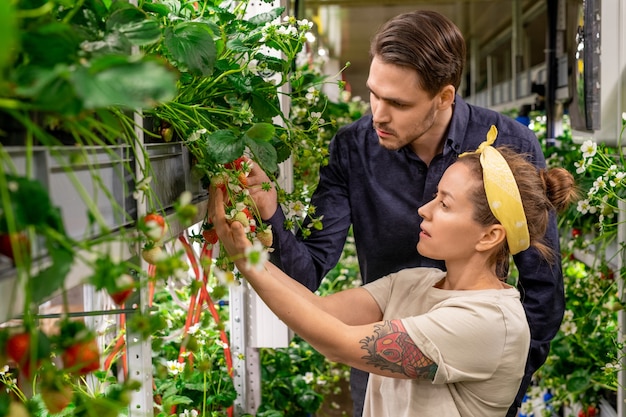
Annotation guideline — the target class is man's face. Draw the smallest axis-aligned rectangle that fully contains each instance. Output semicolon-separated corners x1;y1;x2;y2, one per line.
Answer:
366;56;443;151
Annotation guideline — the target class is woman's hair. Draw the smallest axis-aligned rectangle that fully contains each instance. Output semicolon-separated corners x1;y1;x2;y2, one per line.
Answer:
457;147;578;272
369;10;466;98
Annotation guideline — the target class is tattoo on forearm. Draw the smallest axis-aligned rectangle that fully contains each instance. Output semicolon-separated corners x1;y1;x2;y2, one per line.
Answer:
360;320;437;380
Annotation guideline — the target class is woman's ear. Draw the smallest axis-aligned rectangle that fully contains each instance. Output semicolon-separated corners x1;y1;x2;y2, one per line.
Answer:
476;225;507;252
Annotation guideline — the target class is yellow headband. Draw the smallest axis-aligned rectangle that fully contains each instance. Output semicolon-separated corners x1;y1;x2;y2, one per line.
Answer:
460;126;530;255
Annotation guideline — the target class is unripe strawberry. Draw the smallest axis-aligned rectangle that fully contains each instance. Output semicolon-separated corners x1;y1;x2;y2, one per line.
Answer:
256;229;273;247
238;172;248;187
41;384;73;413
232;211;250;228
7;401;30;417
142;245;165;264
210;174;228;190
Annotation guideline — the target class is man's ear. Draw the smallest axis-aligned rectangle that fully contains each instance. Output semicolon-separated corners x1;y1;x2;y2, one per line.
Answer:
437;85;456;110
476;225;507;252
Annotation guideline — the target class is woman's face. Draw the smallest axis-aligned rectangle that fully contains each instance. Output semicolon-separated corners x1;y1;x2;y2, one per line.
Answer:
416;162;487;262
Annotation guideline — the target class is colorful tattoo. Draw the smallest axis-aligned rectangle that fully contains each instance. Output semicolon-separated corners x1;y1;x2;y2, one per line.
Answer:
360;320;437;380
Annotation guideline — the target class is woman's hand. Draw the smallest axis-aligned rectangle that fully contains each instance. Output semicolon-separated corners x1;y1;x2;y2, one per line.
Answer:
210;186;252;265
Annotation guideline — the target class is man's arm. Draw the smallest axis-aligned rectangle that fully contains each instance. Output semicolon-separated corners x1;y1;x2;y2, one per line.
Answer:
512;211;563;404
253;135;355;291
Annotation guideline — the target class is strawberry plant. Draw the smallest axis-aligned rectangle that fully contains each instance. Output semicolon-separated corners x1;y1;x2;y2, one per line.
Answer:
0;0;365;415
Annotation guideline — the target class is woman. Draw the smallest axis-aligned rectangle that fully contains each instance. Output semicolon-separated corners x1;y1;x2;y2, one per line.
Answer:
210;130;577;416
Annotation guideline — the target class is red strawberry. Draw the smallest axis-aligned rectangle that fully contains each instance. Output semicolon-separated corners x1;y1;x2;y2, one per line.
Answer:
62;338;100;375
6;331;49;378
6;332;32;374
202;228;219;244
224;157;246;171
0;232;30;264
108;274;135;306
140;213;168;242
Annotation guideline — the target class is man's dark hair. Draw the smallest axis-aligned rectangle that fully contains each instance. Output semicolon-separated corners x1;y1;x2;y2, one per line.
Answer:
370;10;466;98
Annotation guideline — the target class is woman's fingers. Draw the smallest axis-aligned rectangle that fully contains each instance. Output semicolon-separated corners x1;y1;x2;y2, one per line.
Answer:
212;189;250;258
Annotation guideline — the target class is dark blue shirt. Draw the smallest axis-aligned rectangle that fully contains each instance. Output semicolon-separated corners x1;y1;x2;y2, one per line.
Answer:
266;94;564;406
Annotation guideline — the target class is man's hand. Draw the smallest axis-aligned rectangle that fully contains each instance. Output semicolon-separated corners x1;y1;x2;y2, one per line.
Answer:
246;159;278;220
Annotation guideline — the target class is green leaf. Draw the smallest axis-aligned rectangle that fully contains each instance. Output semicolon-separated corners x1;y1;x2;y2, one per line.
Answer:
245;136;277;174
247;7;284;25
0;1;17;76
87;257;130;292
80;32;133;56
250;89;281;119
13;65;82;115
163;22;216;76
141;2;170;17
72;55;178;109
1;175;57;231
244;123;275;141
28;246;73;304
297;390;323;412
565;369;591;393
273;138;292;164
254;53;289;73
226;37;251;53
22;22;80;67
107;7;162;46
205;130;245;164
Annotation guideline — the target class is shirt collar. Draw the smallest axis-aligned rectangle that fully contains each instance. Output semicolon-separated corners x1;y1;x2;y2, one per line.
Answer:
444;94;470;156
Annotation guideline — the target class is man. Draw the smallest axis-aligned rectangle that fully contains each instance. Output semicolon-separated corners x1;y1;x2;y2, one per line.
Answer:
247;10;563;417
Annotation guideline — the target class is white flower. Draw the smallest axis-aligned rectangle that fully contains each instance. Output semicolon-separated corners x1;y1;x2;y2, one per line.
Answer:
213;267;236;285
610;171;626;187
178;191;192;206
592;175;607;190
563;309;574;321
215;339;229;349
560;321;578;336
187;129;207;142
580;140;597;158
179;409;199;417
577;199;592;214
245;241;269;271
133;176;153;200
286;200;306;219
303;372;314;384
187;323;201;335
574;159;586;174
166;360;185;375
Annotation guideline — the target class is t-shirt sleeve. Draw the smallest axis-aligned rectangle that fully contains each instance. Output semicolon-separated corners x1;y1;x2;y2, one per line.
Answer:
361;274;393;312
401;300;507;384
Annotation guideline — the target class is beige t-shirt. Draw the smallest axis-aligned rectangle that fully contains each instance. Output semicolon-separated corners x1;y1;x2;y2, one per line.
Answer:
362;268;530;417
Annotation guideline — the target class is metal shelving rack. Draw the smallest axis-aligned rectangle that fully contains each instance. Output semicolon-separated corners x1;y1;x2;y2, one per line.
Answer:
0;0;294;414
